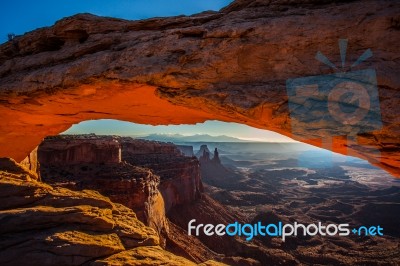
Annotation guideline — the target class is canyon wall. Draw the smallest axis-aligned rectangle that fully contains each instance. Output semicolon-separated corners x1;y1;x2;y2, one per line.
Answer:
120;137;203;212
39;134;122;164
38;135;167;240
20;146;40;179
37;135;204;243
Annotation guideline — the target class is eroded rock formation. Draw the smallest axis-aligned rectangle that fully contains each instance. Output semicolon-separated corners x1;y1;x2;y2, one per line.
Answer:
39;134;122;164
177;145;195;157
120;137;203;211
37;135;204;248
198;145;241;188
35;134;257;264
0;0;399;177
0;158;204;266
197;145;212;159
38;136;161;224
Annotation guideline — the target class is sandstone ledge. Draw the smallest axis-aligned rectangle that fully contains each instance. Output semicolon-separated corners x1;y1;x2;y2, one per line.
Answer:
0;158;220;265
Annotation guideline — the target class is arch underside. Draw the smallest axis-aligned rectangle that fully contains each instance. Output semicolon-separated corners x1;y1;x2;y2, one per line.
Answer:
0;0;399;176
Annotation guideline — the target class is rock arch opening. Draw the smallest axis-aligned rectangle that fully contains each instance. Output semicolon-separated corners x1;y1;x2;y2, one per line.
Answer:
37;118;397;182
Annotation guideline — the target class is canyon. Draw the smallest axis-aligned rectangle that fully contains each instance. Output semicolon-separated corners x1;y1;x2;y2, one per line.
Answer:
0;0;399;177
2;135;398;265
194;141;400;265
1;135;246;265
36;134;259;264
34;135;306;265
0;157;219;266
35;134;296;265
37;135;203;246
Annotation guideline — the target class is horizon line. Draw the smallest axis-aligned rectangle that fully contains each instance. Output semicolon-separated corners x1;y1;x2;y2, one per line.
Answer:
59;132;299;143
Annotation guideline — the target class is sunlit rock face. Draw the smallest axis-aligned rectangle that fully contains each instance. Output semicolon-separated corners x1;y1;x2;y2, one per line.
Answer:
20;146;40;176
0;159;161;266
39;134;122;164
0;0;399;176
0;158;221;266
37;135;167;240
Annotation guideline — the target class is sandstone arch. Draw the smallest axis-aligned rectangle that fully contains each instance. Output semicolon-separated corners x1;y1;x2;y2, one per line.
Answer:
0;0;399;176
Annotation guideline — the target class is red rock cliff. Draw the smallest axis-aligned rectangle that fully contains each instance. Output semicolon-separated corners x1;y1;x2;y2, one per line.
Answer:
39;134;121;164
38;135;168;242
120;137;204;212
0;158;218;266
37;135;205;246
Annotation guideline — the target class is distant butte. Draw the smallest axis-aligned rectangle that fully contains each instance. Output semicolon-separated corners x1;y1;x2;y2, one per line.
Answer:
0;0;399;177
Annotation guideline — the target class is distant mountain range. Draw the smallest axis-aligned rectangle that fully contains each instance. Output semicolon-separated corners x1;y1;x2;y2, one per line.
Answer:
139;134;251;143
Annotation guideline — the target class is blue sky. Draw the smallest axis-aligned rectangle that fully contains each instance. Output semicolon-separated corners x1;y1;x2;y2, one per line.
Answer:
63;120;297;142
1;0;296;142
